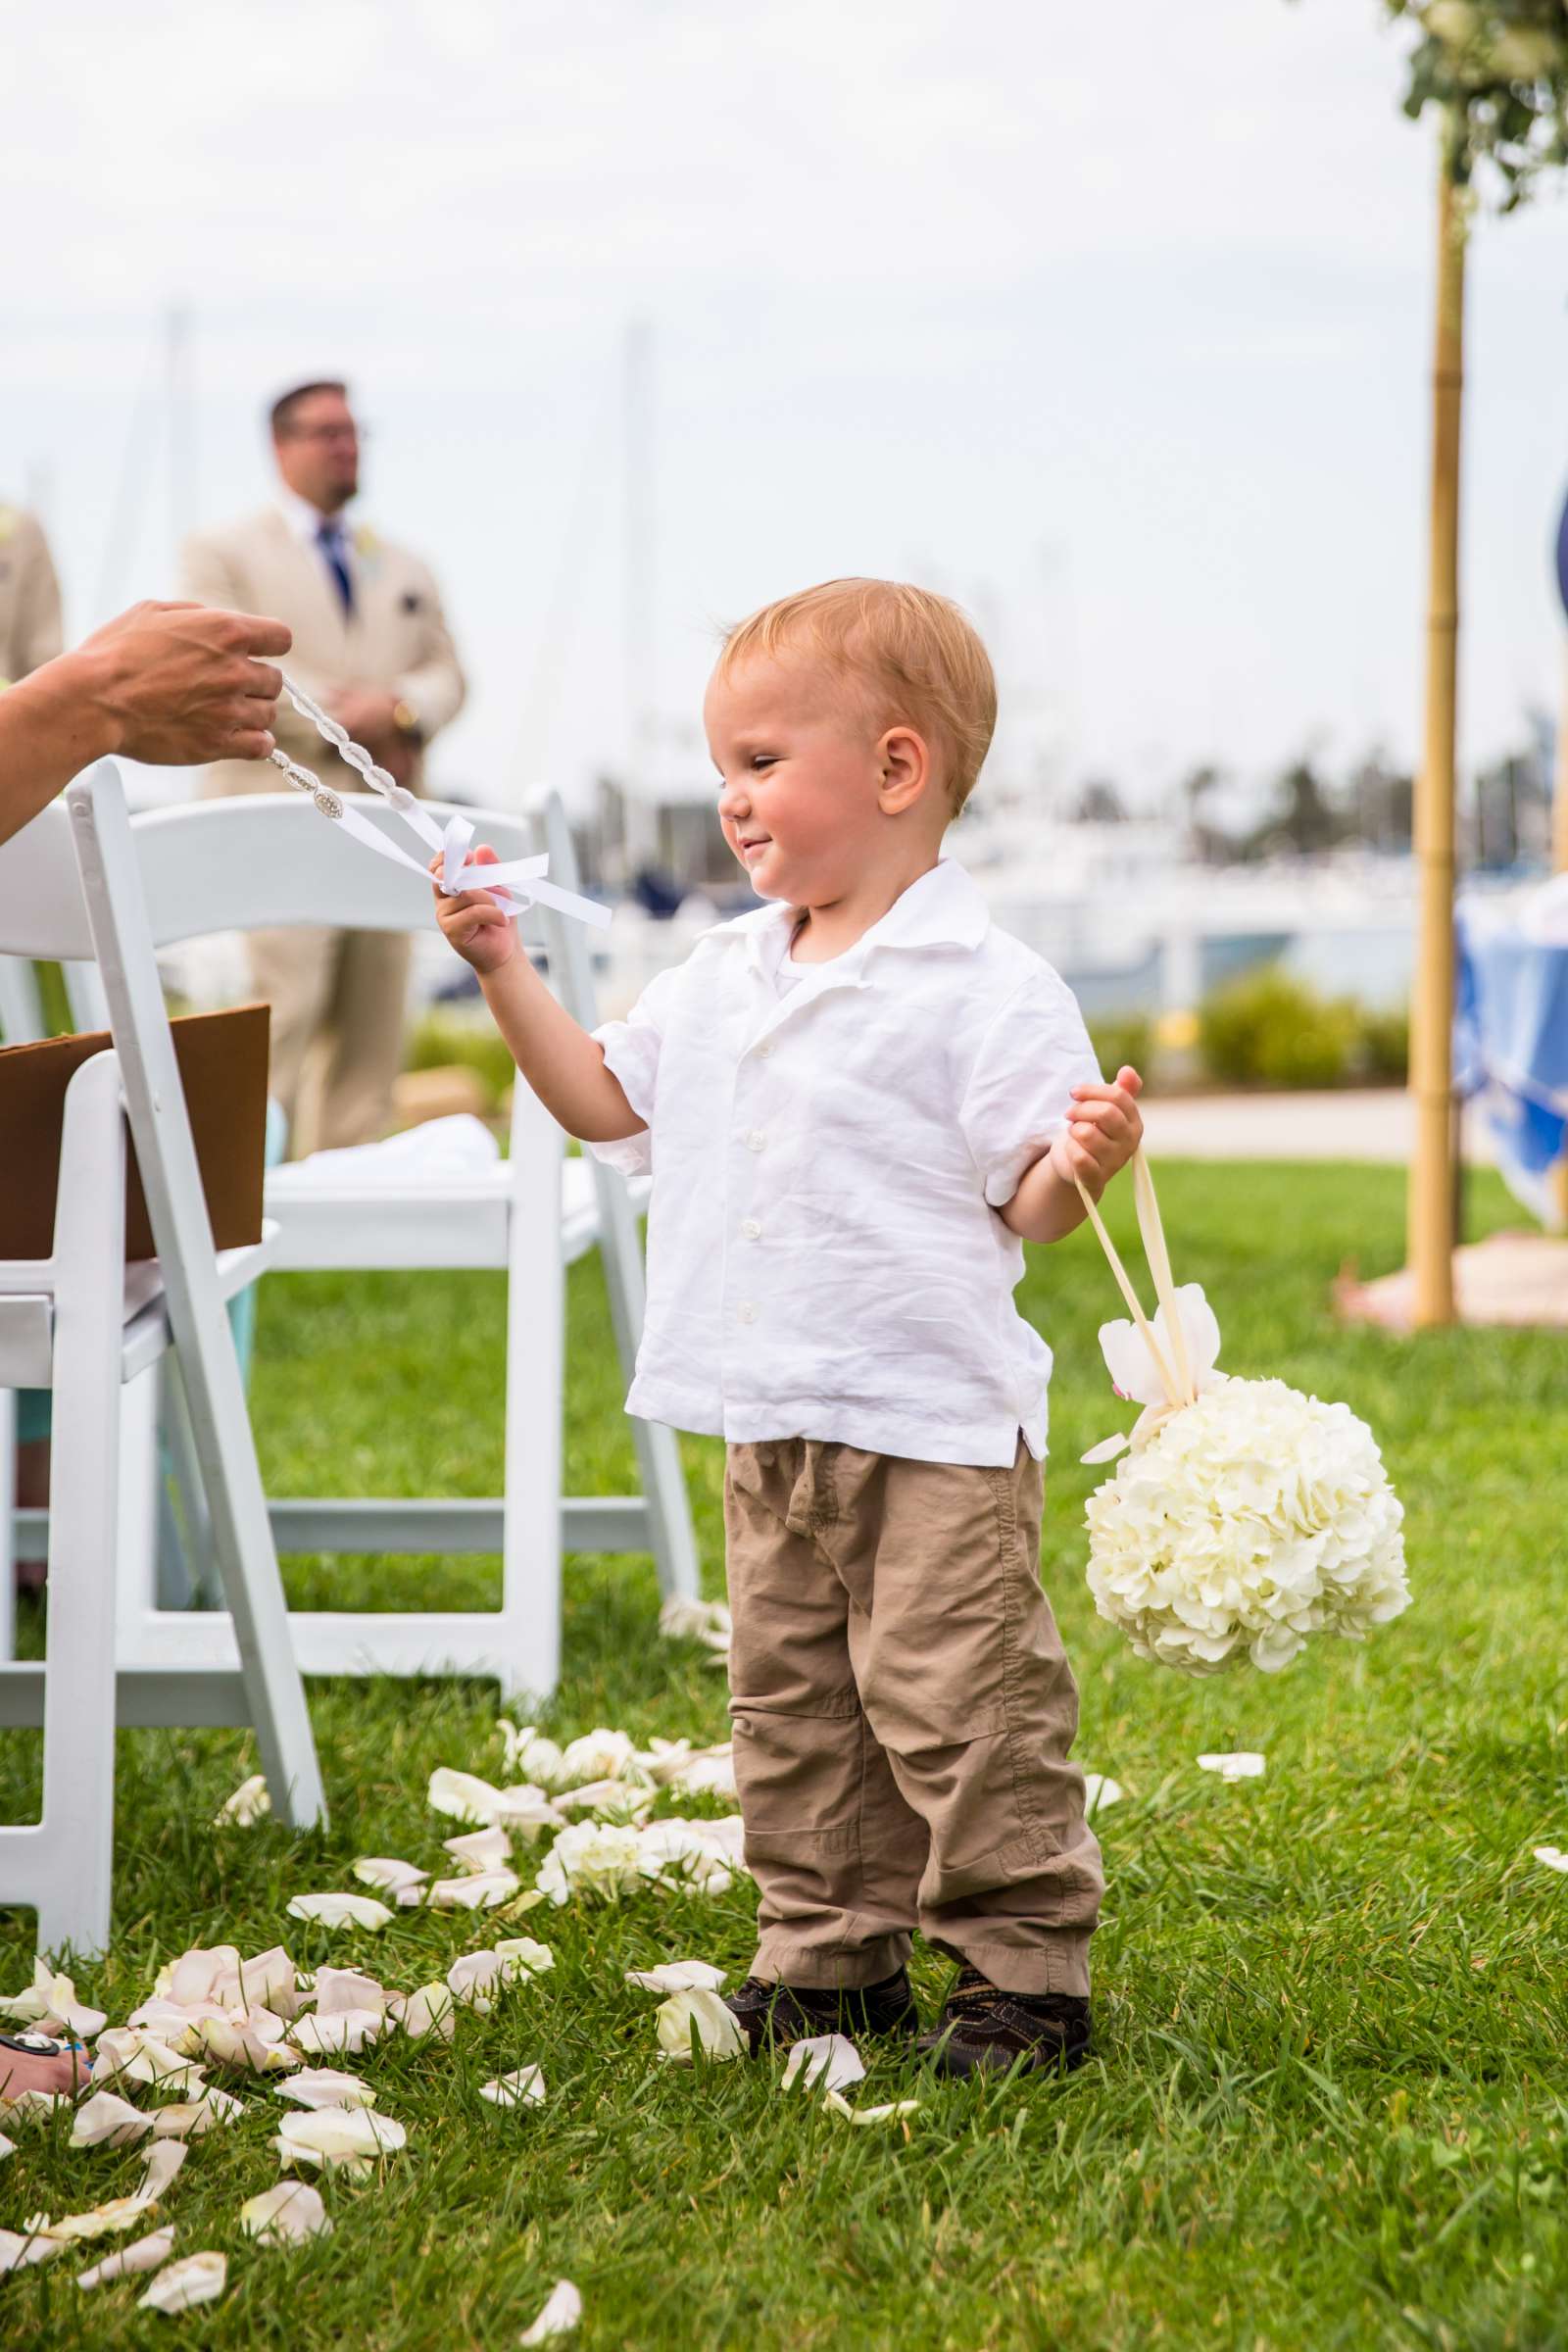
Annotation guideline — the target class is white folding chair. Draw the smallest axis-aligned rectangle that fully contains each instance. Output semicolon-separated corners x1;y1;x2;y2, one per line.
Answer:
41;784;699;1704
0;767;326;1959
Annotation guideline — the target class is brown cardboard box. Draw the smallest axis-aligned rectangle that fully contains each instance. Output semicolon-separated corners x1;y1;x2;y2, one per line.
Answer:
0;1002;270;1259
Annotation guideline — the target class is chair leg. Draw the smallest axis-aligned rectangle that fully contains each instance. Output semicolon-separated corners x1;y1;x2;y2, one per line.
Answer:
591;1169;701;1603
33;1058;126;1960
0;1390;15;1664
500;1093;564;1704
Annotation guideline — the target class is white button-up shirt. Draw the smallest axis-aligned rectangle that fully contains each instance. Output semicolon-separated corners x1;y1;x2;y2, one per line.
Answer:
590;857;1101;1468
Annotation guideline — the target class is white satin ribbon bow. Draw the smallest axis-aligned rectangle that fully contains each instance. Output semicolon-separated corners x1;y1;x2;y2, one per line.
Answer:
1073;1150;1224;1465
268;675;612;931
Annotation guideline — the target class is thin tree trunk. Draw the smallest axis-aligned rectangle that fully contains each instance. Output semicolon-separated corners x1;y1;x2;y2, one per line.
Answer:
1408;156;1465;1326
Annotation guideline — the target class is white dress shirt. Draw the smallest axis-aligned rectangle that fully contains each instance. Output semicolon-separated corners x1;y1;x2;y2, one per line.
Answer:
276;489;356;596
590;857;1102;1468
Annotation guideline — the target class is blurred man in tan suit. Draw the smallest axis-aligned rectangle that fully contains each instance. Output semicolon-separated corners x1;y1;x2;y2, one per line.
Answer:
180;380;466;1152
0;502;64;685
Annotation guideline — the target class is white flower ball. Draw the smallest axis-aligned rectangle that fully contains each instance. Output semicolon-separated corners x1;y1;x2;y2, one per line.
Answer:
1085;1375;1410;1676
534;1821;644;1906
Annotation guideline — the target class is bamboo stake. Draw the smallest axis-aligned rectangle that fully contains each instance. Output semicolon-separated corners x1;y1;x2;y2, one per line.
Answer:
1407;151;1465;1327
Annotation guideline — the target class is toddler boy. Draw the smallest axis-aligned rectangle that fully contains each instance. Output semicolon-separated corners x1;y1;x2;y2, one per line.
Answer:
434;578;1143;2075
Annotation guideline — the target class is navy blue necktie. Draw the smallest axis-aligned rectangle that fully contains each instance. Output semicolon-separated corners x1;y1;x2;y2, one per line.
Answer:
316;519;355;619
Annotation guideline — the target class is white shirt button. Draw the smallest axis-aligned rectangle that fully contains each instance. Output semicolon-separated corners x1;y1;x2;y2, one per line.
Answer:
738;1301;759;1324
740;1219;761;1240
745;1129;766;1152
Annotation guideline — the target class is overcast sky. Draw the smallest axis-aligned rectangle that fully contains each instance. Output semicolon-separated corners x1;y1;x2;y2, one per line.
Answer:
6;0;1567;815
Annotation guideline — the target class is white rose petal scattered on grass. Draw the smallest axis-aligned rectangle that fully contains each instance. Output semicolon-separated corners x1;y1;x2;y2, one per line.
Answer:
241;2181;332;2245
353;1857;430;1901
1197;1752;1267;1782
389;1983;457;2042
822;2092;921;2126
275;2067;377;2110
1;2089;68;2122
637;1816;746;1895
150;2089;243;2138
624;1959;727;1995
654;1986;746;2062
185;2007;301;2074
309;1965;392;2015
1532;1844;1568;1874
536;1821;646;1906
0;2224;62;2272
480;2066;547;2110
781;2034;864;2095
75;2226;175;2288
213;1773;270;1828
273;2104;408;2178
495;1723;566;1788
425;1870;520;1911
1082;1773;1125;1816
552;1779;654;1824
91;2027;208;2094
288;2008;387;2058
286;1891;394;1933
446;1938;555;2012
557;1728;645;1788
0;1959;107;2039
444;1826;512;1875
519;2278;583;2343
32;2139;188;2246
138;2250;226;2312
659;1595;732;1651
0;2132;14;2162
70;2090;155;2148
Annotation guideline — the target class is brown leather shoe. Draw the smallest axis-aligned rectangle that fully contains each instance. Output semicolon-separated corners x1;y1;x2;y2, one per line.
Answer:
722;1968;918;2055
917;1967;1092;2078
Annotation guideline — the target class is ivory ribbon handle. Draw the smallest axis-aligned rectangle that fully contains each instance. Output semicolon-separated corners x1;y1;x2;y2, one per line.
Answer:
1072;1145;1194;1409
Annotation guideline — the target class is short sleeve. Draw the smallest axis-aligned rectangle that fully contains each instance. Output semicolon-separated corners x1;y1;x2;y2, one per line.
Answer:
587;960;685;1180
958;969;1102;1209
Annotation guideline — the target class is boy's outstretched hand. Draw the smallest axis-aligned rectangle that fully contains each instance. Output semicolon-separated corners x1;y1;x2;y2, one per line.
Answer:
430;843;516;976
1051;1065;1145;1200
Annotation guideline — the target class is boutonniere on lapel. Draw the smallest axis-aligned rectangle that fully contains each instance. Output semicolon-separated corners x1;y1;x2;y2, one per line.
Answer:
352;523;382;578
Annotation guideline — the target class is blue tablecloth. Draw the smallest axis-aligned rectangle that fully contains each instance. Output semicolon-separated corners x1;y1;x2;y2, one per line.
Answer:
1455;914;1568;1228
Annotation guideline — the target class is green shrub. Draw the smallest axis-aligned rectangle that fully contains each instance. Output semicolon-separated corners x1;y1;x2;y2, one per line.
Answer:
1087;1012;1154;1079
1198;967;1360;1090
405;1010;516;1108
1355;1004;1409;1084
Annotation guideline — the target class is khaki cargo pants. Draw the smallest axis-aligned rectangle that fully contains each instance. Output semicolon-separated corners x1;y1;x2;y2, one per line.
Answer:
724;1436;1102;1999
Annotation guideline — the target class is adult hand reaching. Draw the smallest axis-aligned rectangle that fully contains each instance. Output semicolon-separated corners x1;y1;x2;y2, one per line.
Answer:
0;600;292;847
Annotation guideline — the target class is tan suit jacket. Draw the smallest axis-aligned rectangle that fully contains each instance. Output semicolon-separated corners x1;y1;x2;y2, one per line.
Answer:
177;505;466;800
0;505;64;685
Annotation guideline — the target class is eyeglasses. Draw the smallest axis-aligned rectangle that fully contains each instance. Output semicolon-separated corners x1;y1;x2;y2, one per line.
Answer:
282;421;367;444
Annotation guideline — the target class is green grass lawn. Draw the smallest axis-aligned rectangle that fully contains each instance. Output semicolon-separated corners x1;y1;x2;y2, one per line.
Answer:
3;1162;1566;2350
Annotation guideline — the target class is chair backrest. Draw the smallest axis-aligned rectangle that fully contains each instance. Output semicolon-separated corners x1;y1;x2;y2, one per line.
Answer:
0;790;566;958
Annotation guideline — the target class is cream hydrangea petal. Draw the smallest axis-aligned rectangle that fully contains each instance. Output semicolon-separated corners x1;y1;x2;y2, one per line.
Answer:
137;2250;226;2311
781;2034;863;2094
213;1773;270;1828
519;2279;582;2343
654;1987;745;2062
71;2090;154;2148
624;1959;727;1995
75;2226;174;2287
275;2067;377;2110
285;1892;394;1932
241;2181;332;2245
479;2066;546;2108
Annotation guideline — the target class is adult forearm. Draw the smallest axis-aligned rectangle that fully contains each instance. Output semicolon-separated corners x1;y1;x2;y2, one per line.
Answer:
1002;1152;1093;1246
0;657;121;840
480;954;645;1143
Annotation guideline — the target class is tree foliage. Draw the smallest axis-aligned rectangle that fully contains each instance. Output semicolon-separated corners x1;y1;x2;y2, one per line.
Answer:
1385;1;1568;200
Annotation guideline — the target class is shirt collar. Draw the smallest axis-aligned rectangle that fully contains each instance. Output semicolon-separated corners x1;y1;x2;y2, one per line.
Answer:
276;488;353;548
704;855;991;978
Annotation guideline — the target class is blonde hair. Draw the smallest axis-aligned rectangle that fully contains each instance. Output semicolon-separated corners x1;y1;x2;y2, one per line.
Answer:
717;577;997;814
